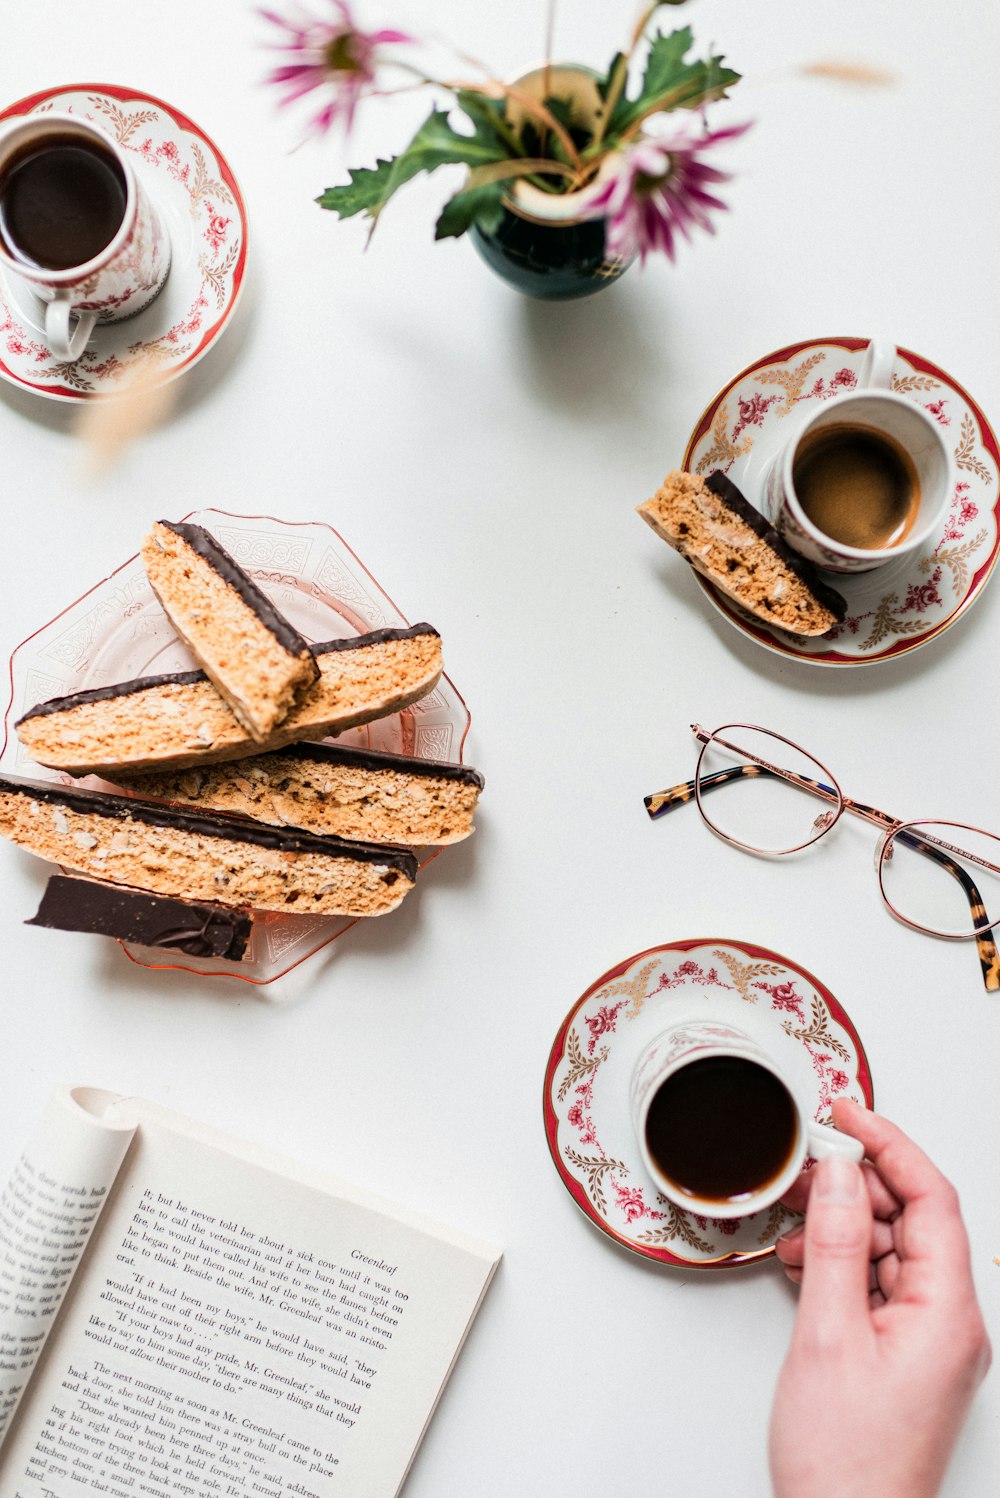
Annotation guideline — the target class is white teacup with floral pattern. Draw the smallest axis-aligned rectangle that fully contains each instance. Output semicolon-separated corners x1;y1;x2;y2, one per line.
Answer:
766;338;953;574
0;112;170;361
630;1017;863;1218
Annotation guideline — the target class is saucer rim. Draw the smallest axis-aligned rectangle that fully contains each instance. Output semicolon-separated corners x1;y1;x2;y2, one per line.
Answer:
542;935;874;1270
681;336;1000;668
0;81;249;403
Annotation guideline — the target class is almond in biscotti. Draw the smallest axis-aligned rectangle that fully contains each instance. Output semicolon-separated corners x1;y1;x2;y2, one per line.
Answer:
637;470;848;637
142;519;319;741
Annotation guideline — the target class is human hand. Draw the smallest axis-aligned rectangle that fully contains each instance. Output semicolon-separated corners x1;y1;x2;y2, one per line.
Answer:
769;1097;990;1498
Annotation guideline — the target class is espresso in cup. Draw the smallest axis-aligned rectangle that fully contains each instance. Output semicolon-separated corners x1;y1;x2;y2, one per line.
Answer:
792;422;921;553
644;1054;798;1205
0;112;170;361
0;133;128;272
630;1017;862;1217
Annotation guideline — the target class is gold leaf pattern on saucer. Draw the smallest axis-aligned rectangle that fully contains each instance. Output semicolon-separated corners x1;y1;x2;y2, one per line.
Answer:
557;1028;608;1102
563;1149;627;1216
954;414;993;483
781;995;851;1061
712;949;786;1003
753;351;825;414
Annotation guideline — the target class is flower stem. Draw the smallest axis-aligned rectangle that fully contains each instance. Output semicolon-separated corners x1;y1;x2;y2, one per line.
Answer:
589;1;662;154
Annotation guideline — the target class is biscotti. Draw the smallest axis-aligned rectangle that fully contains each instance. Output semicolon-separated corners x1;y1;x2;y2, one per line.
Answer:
637;469;847;637
27;874;253;960
142;520;319;741
113;743;486;846
16;624;443;777
0;773;417;916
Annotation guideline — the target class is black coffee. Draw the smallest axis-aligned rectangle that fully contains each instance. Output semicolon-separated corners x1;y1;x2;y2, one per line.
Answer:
645;1055;798;1204
792;421;920;551
0;134;127;272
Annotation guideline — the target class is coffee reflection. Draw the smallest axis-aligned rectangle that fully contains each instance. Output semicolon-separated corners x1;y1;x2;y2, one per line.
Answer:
792;421;921;551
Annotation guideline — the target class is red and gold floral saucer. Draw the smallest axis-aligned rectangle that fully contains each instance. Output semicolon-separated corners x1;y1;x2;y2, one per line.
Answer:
543;938;873;1269
682;338;1000;666
0;84;248;400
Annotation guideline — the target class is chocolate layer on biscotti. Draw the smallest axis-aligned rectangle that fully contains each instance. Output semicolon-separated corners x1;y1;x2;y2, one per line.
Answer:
0;773;417;916
637;470;847;637
143;520;319;742
16;624;443;777
113;743;486;846
27;875;253;959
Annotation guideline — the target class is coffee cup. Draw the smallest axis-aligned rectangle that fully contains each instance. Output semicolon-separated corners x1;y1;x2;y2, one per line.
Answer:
0;111;171;361
766;339;952;574
630;1017;863;1218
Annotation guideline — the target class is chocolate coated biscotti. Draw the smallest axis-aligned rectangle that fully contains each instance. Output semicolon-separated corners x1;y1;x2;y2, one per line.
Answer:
637;470;847;637
0;773;417;916
143;520;320;742
113;743;485;846
16;624;443;777
28;875;253;960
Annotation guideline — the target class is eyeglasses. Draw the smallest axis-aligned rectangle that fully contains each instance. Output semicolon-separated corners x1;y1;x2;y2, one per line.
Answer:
644;723;1000;993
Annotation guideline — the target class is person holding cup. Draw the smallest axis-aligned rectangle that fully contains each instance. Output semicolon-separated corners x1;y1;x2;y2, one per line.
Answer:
770;1098;991;1498
630;1023;990;1496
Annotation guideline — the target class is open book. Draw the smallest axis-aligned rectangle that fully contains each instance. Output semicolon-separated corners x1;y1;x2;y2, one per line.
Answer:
0;1088;499;1498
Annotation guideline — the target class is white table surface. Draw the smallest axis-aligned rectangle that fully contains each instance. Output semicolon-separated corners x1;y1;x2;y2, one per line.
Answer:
1;3;998;1494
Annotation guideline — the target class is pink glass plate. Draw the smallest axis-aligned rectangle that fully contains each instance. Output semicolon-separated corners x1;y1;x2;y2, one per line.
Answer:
1;509;471;983
544;938;873;1269
682;337;1000;666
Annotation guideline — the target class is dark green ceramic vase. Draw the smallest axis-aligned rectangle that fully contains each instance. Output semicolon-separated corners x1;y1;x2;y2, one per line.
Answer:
467;64;631;301
469;212;625;301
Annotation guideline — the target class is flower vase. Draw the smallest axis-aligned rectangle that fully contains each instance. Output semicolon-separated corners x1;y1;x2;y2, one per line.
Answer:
468;65;631;301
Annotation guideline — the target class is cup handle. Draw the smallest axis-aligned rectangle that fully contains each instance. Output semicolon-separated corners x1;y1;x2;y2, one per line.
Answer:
45;295;97;362
858;337;896;391
805;1120;865;1163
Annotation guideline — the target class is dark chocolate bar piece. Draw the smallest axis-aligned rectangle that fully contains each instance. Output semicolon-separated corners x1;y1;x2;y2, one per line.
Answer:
27;875;252;959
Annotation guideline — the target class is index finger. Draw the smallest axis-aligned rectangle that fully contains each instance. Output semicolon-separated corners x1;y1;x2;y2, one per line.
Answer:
830;1098;975;1307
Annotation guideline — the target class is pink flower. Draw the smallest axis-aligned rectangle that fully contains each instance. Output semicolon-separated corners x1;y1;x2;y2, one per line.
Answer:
582;122;749;265
261;0;412;135
614;1184;646;1223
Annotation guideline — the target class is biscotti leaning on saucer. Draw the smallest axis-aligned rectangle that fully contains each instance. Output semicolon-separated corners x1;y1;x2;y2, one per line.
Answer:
142;519;319;741
112;742;485;847
16;623;443;777
637;469;848;637
0;773;417;917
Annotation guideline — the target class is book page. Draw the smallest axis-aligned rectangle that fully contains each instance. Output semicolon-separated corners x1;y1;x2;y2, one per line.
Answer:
0;1097;498;1498
0;1089;136;1447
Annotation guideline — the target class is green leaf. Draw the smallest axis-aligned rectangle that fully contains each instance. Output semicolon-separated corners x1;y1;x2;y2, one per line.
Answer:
317;158;397;219
608;27;740;135
434;181;506;240
317;104;511;225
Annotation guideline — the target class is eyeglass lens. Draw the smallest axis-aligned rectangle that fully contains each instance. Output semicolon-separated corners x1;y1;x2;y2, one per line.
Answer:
880;821;1000;938
696;726;842;856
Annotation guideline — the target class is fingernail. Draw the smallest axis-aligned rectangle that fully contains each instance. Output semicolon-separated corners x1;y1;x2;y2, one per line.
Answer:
778;1222;804;1244
815;1156;861;1201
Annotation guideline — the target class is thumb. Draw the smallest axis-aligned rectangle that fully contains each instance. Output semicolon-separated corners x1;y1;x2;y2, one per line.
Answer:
793;1154;873;1353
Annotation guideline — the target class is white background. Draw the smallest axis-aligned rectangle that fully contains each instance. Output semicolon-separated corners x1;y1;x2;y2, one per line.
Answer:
1;3;998;1495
